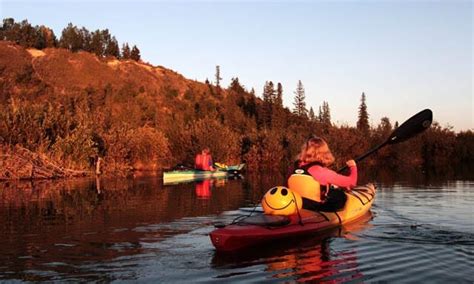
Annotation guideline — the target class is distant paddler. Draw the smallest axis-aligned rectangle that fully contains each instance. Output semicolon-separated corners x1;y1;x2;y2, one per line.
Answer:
194;147;215;171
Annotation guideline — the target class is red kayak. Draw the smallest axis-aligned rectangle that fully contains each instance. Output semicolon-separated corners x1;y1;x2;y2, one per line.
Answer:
210;184;376;252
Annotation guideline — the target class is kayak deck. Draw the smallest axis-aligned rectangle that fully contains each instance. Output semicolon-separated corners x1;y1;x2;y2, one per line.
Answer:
210;184;376;252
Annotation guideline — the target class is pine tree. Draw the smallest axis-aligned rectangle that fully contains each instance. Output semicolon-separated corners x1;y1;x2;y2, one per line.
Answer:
309;107;316;121
105;36;120;58
90;29;104;57
378;117;392;136
215;65;222;87
321;101;331;127
59;23;83;52
275;83;283;108
271;82;285;130
293;80;307;117
262;81;275;128
121;43;131;59
357;92;370;134
130;45;141;61
39;25;57;48
229;77;245;93
80;27;91;52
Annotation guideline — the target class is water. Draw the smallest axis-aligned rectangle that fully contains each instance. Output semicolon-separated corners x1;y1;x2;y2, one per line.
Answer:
0;174;473;282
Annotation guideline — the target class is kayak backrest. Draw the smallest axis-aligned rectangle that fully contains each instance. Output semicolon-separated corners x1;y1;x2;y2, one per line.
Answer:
288;174;321;202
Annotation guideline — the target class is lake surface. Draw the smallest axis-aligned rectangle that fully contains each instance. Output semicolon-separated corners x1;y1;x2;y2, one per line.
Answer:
0;172;473;282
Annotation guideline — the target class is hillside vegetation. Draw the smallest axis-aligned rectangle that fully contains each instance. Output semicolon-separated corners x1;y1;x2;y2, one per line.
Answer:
0;25;473;178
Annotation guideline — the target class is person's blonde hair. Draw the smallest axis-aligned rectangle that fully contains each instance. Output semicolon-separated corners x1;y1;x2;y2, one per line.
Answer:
299;137;335;167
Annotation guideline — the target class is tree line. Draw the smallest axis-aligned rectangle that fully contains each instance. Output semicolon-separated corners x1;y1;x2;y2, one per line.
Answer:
0;18;140;60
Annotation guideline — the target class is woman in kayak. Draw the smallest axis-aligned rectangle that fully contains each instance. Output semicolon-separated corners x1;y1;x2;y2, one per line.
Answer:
195;147;215;171
289;137;357;211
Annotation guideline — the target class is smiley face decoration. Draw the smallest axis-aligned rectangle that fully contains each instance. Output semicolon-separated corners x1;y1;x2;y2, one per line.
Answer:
261;186;302;216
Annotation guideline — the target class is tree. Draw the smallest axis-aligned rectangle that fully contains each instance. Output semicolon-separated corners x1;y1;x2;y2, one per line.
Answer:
105;36;120;58
262;81;275;128
121;43;131;59
130;45;141;61
321;101;331;132
293;80;307;117
59;23;83;52
90;29;104;57
275;83;283;108
272;82;285;129
378;116;392;135
309;107;316;121
80;27;91;52
357;92;370;134
229;77;245;94
215;65;222;87
39;25;57;48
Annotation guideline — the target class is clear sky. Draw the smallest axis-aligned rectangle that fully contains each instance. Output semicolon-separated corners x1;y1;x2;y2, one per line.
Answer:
1;0;472;131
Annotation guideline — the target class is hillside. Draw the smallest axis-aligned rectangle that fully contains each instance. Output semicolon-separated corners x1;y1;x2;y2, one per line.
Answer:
1;41;472;178
0;41;260;176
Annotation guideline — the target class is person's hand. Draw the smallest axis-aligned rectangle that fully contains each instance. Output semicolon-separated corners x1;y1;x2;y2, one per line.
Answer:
346;159;356;167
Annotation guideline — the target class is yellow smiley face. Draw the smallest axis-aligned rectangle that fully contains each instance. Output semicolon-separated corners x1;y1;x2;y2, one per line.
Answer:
262;186;302;216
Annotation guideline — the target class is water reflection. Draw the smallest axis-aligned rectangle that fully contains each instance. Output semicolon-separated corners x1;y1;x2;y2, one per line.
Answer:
0;177;248;281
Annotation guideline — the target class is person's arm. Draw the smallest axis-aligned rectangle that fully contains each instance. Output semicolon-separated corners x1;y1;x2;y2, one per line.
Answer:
324;165;357;188
309;161;357;188
209;155;215;171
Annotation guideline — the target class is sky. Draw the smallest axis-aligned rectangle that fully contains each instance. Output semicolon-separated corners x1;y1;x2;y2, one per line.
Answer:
1;0;472;131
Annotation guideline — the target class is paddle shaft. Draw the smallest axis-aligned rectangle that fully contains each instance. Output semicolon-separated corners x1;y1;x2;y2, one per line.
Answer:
338;141;388;173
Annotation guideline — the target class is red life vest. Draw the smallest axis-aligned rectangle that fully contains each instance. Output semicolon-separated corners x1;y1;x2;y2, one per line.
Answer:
195;153;212;171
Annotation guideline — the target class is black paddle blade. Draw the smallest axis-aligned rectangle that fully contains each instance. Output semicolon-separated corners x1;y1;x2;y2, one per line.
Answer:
388;109;433;145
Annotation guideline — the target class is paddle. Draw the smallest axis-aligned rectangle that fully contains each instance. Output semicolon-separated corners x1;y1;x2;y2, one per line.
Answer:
338;109;433;173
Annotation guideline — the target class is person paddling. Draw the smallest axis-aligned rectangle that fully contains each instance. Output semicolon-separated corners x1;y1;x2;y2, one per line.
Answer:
194;147;215;171
288;137;357;211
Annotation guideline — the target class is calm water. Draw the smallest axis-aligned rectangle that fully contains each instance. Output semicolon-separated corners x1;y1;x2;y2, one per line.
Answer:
0;172;473;283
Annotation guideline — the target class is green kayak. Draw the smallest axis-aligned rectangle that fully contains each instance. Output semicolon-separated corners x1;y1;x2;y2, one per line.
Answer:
163;170;228;185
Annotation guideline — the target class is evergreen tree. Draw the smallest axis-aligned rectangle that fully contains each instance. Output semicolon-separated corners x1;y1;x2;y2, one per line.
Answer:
121;43;131;59
90;29;104;57
293;80;307;117
59;23;83;52
321;101;331;131
378;117;392;136
309;107;316;121
229;77;245;93
271;82;285;130
130;45;141;61
1;18;16;41
19;20;40;48
80;27;91;52
275;83;283;108
262;81;275;128
357;92;370;134
215;65;222;87
39;25;57;48
105;36;120;58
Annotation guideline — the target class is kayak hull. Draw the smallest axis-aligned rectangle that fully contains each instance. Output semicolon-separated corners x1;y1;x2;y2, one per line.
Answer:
210;184;375;252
